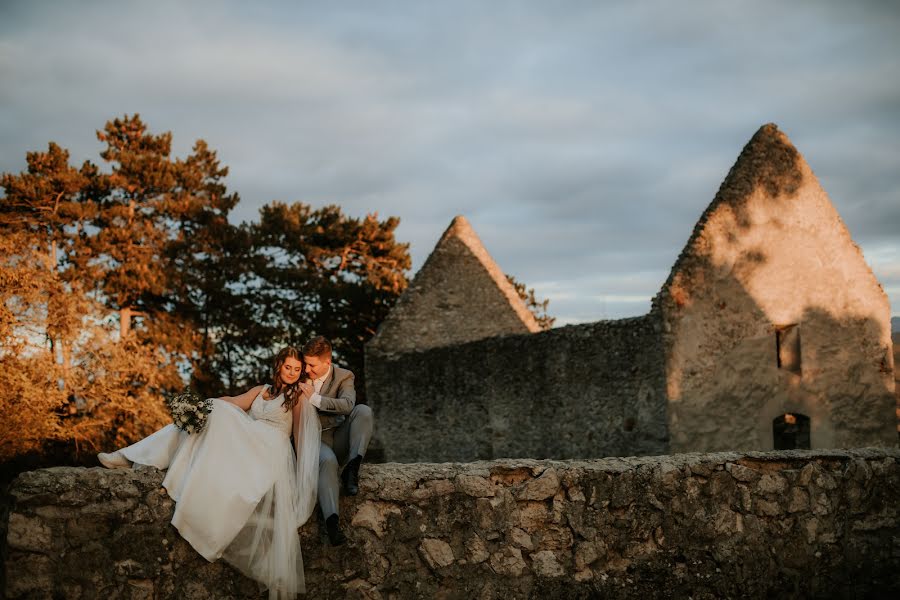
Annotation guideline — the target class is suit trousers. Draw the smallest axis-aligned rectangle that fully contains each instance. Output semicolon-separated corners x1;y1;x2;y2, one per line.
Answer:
318;403;373;519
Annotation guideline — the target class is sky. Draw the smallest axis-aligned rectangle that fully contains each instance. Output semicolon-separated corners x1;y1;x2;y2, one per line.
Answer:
2;0;899;326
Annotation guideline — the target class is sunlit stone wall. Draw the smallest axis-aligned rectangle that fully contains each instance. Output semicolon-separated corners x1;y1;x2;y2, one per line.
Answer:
6;448;899;598
893;332;900;438
366;124;896;461
367;315;668;462
656;125;896;453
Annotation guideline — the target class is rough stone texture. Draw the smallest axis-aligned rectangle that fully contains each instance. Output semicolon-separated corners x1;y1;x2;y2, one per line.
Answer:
366;124;896;462
654;124;896;452
368;215;540;357
5;449;899;599
894;331;899;437
368;316;668;462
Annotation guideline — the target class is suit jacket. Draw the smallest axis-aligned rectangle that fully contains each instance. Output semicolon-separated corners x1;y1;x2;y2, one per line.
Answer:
315;365;356;431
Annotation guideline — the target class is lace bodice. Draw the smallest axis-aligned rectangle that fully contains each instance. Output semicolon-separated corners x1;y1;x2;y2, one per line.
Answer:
249;387;293;436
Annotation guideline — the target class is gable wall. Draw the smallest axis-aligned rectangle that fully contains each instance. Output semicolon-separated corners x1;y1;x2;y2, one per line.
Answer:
894;332;899;440
657;130;895;453
366;125;896;461
369;235;536;356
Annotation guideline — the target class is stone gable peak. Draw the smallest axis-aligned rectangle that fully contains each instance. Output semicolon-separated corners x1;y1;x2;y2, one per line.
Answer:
654;122;881;313
435;214;541;328
368;215;540;355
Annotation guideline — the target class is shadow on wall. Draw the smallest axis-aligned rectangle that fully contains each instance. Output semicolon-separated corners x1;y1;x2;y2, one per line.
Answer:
663;291;896;453
366;315;669;462
895;331;900;439
366;124;897;461
659;125;896;453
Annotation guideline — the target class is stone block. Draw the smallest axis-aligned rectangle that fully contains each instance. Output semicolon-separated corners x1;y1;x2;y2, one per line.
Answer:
419;538;454;570
727;463;759;483
489;546;526;577
466;534;490;564
788;488;809;513
350;501;402;538
757;473;787;495
531;550;565;578
456;475;495;497
6;513;53;552
508;527;533;550
574;541;601;571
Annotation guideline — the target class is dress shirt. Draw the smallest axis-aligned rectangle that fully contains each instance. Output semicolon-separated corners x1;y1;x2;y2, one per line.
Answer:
309;365;333;409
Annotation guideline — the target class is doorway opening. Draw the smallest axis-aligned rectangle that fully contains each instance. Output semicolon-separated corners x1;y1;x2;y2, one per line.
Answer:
773;413;810;450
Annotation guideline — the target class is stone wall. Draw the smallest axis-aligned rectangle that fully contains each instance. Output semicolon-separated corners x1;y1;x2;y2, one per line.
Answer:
6;448;899;599
365;125;896;461
655;124;896;453
366;315;668;462
369;216;539;356
894;332;900;436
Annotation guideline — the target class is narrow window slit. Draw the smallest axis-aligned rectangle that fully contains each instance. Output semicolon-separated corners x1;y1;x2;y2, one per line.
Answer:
775;324;801;375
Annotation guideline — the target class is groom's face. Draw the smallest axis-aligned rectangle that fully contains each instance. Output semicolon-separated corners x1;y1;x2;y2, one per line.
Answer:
304;353;331;380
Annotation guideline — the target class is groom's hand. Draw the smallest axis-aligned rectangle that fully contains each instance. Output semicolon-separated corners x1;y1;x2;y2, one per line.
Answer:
298;381;314;397
299;380;324;408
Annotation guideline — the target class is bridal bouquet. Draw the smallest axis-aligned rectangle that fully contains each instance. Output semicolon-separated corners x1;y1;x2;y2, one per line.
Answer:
166;388;214;434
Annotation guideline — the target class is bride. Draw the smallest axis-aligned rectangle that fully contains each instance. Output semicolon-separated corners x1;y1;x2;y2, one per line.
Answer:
97;346;320;598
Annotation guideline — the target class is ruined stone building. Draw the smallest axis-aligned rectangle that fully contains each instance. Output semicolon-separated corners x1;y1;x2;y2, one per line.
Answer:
894;330;900;433
366;124;897;462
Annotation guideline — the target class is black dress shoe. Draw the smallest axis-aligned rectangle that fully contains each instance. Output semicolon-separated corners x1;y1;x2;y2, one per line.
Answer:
325;514;347;546
341;456;362;496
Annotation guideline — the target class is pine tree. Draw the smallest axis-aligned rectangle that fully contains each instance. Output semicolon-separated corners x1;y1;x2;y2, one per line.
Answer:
0;114;412;467
165;140;244;396
236;202;411;391
92;114;177;341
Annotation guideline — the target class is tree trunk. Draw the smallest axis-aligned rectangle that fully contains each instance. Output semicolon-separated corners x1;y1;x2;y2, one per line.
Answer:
120;307;132;340
61;341;71;380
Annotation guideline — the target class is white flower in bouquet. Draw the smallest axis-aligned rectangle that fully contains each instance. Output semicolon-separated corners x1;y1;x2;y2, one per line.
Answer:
166;388;214;434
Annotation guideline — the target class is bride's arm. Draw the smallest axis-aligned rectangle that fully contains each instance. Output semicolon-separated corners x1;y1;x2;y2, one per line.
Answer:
219;385;266;411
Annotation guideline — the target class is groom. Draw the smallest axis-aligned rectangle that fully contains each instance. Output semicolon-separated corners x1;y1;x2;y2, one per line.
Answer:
298;336;373;546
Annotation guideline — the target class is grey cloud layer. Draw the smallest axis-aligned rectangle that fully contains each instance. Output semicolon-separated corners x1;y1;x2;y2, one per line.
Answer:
2;0;898;323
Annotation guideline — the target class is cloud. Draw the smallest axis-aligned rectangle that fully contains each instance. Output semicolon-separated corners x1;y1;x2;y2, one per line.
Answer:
1;0;898;323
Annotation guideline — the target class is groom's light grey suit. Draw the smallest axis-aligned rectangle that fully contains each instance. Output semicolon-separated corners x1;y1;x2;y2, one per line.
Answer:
314;365;373;519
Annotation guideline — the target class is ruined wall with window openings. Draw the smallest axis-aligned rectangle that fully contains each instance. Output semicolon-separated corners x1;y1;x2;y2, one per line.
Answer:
366;124;896;462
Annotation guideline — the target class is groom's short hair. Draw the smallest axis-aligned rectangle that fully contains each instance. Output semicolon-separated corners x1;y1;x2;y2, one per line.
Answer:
302;336;332;358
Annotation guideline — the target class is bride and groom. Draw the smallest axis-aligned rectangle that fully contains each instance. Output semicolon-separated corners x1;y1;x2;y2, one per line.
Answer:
97;336;373;598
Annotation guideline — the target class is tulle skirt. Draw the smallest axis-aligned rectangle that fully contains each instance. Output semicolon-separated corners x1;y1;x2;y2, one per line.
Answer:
119;400;305;598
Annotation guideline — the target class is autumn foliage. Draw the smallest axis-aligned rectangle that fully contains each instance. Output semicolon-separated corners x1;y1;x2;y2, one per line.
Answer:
0;115;411;469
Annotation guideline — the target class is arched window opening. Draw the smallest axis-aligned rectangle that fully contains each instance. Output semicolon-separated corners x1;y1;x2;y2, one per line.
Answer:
773;413;810;450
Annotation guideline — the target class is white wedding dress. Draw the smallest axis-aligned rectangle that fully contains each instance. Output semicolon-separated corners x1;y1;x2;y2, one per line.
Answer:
115;387;320;598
